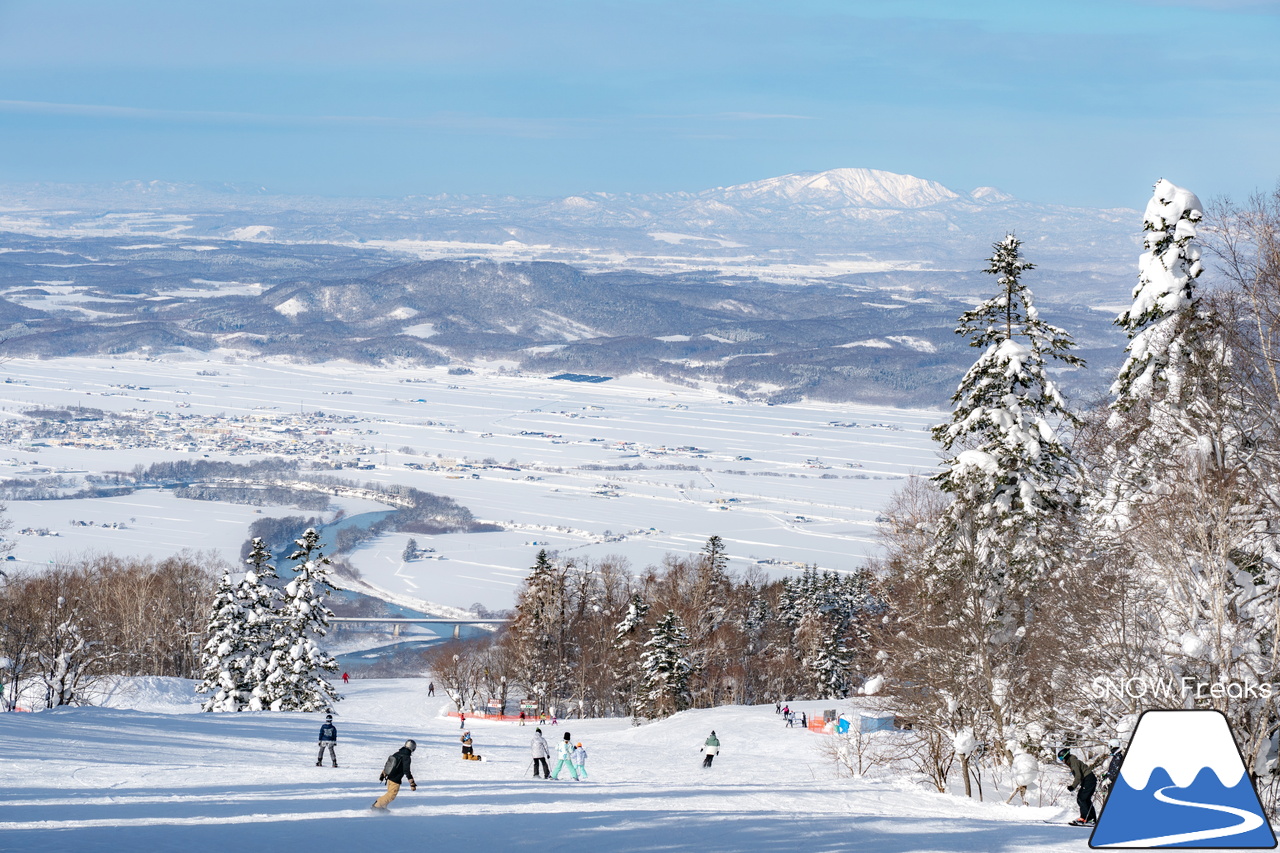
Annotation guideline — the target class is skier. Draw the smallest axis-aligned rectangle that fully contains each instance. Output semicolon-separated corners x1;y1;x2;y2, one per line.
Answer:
1058;747;1098;825
571;741;588;780
785;711;794;728
316;714;338;767
1100;738;1125;792
461;730;474;758
519;711;526;726
428;682;435;696
342;672;349;684
372;740;417;811
460;712;466;729
531;727;551;779
552;731;580;780
702;730;720;768
800;712;807;729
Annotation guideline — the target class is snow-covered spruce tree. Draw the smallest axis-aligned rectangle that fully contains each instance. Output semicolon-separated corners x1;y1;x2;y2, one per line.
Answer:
611;592;650;722
639;609;692;718
196;538;282;712
255;529;340;712
1094;181;1280;786
808;630;854;699
502;549;571;714
195;570;249;711
904;234;1085;760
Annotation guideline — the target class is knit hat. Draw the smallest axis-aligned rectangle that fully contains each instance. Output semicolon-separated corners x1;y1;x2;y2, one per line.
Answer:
535;728;542;733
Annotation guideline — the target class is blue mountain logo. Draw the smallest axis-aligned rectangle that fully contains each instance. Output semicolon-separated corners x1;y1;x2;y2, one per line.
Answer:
1091;709;1276;849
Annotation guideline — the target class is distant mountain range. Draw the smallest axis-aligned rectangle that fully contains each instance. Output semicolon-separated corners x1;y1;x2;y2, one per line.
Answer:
0;168;1144;405
0;167;1143;304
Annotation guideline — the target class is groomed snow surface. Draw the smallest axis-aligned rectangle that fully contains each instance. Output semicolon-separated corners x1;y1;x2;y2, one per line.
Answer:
1;678;1088;852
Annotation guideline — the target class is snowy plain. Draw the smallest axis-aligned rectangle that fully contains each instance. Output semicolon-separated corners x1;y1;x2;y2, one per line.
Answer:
0;356;939;612
0;678;1091;853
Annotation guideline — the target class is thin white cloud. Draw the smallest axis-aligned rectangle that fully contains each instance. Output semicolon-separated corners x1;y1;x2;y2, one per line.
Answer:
0;99;581;137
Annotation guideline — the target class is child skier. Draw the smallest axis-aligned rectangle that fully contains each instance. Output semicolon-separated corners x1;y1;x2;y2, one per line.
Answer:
316;714;338;767
571;741;588;780
1100;738;1125;792
1058;747;1098;825
552;731;579;780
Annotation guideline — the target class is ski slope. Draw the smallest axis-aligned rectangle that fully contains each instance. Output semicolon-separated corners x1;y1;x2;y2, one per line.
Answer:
0;678;1088;852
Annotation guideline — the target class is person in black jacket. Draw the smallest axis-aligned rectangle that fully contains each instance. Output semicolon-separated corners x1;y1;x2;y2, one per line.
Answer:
1100;739;1125;792
316;714;337;767
1058;747;1098;825
373;740;417;810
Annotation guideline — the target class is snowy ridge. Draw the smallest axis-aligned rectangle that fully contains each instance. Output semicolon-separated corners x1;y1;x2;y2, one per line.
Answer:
1120;711;1246;790
707;168;960;209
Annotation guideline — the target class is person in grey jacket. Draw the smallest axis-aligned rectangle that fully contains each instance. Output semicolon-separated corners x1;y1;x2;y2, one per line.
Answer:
316;714;337;767
530;727;551;779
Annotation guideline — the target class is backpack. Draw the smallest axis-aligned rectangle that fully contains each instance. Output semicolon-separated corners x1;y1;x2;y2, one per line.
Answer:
381;752;401;780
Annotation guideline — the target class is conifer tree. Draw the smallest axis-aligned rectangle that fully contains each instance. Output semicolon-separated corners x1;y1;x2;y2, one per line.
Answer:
195;570;248;711
197;539;283;712
256;529;340;712
1094;181;1280;775
611;592;650;721
639;609;692;718
505;549;570;711
915;234;1084;748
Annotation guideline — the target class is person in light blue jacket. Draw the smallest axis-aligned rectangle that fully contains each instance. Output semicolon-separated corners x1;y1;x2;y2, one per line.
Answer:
571;741;588;780
551;731;580;780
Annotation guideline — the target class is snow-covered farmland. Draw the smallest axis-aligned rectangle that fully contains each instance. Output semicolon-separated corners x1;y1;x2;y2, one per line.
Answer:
0;678;1087;852
0;357;940;610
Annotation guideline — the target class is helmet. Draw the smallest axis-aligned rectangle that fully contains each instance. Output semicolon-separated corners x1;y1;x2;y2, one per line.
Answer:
1108;738;1121;749
1057;747;1071;762
404;739;417;752
576;742;583;748
325;714;333;721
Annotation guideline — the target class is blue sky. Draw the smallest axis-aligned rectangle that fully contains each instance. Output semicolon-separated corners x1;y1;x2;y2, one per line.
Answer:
0;0;1276;207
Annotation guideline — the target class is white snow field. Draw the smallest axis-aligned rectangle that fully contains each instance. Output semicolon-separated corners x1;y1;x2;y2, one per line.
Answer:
0;357;939;610
0;678;1087;853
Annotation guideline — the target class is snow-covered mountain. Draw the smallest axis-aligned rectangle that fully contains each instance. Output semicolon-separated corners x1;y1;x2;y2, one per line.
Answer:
707;168;961;209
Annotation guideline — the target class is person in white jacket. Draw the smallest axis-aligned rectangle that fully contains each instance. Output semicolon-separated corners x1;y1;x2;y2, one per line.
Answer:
530;728;551;779
551;731;580;780
571;742;588;780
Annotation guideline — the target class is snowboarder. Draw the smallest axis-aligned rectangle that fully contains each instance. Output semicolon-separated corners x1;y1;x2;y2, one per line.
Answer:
552;731;579;780
571;741;588;780
531;728;551;778
342;672;349;684
373;740;417;810
1058;747;1097;825
519;711;526;725
1100;738;1125;792
461;730;474;758
702;730;720;768
316;714;338;767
